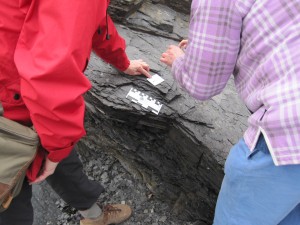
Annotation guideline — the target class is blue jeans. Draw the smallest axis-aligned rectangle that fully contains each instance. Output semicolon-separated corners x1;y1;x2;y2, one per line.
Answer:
213;135;300;225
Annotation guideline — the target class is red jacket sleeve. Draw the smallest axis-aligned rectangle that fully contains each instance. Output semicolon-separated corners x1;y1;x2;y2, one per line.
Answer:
14;0;103;162
92;12;130;71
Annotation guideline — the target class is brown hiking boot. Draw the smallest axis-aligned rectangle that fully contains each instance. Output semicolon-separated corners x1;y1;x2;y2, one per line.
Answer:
80;204;132;225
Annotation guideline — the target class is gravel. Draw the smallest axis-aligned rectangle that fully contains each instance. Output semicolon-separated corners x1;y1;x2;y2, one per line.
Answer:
32;148;200;225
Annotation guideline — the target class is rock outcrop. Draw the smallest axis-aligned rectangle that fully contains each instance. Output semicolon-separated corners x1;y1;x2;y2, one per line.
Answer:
78;1;250;223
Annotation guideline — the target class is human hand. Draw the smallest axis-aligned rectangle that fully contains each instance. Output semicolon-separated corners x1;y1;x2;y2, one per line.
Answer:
123;59;151;78
30;158;58;184
178;39;188;49
160;45;185;67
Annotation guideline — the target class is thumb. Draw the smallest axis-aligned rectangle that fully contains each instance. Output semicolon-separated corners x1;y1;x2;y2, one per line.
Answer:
30;158;58;184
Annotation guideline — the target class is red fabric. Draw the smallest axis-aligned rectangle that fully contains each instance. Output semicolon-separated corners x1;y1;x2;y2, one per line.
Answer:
26;148;45;182
0;0;130;181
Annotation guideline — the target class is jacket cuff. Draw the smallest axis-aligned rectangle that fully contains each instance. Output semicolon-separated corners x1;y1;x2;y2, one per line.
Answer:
115;52;130;72
47;144;75;162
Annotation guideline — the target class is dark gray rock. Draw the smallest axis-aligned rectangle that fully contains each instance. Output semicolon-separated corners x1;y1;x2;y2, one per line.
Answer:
164;0;192;14
78;25;249;223
32;1;249;224
111;0;190;41
108;0;146;22
131;2;176;33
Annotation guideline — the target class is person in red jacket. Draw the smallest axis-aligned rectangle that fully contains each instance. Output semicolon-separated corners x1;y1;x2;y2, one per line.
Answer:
0;1;151;225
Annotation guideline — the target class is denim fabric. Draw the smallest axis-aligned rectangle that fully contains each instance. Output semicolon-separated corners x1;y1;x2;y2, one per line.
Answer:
213;135;300;225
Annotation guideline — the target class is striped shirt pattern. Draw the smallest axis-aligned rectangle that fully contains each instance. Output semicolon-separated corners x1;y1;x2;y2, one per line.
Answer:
172;0;300;165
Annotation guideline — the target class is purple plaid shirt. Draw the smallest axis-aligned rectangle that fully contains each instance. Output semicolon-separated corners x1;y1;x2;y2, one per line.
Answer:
172;0;300;165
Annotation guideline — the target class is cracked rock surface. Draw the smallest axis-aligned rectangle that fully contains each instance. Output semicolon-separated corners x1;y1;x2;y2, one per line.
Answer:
33;1;249;224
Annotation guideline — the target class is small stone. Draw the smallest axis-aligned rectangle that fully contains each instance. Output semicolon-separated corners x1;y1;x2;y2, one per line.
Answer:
88;176;94;180
159;216;167;222
101;172;108;180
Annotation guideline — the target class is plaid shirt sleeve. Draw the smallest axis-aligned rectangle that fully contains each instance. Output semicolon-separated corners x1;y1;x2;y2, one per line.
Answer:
172;0;243;100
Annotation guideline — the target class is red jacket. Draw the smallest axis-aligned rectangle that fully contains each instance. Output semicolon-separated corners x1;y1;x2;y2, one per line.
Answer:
0;0;130;181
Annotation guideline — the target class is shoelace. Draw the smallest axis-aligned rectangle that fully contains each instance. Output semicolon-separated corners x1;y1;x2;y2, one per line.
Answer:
102;205;122;223
103;205;122;214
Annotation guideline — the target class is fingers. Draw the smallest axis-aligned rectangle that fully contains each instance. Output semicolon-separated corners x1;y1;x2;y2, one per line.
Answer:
138;67;152;78
139;60;150;72
167;45;176;51
178;39;188;49
135;60;151;77
160;58;167;64
134;59;148;67
160;45;185;67
29;168;54;184
30;172;48;184
160;52;168;59
160;52;172;66
160;53;168;64
125;59;152;78
29;158;58;185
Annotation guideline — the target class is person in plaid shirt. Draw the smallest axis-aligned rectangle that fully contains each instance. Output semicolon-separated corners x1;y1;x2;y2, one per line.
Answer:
161;0;300;224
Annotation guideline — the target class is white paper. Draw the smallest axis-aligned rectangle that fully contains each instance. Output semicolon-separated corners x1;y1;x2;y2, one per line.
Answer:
147;74;164;86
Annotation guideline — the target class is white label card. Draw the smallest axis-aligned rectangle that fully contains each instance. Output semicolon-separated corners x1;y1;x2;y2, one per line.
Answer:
147;74;164;86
